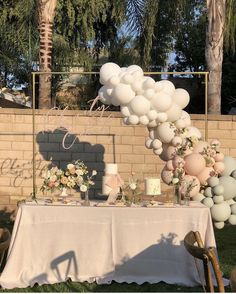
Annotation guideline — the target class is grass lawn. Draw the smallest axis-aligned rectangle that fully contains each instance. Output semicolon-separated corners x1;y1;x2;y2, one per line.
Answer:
0;224;235;292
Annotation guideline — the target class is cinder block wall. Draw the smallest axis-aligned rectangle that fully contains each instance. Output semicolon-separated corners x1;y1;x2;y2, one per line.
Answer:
0;108;235;212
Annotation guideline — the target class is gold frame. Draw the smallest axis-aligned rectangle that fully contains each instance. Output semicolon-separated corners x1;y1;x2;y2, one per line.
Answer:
31;71;209;196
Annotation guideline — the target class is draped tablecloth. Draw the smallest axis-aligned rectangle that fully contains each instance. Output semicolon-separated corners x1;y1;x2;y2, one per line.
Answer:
0;201;216;289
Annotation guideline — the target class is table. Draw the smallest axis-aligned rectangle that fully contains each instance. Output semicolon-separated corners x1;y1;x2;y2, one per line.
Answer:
0;201;216;289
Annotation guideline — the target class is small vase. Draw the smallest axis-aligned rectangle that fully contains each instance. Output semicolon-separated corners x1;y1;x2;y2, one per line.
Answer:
60;187;68;197
183;194;190;206
174;186;182;205
83;190;90;206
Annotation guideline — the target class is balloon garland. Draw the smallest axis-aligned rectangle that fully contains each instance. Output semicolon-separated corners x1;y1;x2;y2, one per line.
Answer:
97;62;236;228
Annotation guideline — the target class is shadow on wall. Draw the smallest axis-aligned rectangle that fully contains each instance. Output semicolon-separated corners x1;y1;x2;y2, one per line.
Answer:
36;128;105;198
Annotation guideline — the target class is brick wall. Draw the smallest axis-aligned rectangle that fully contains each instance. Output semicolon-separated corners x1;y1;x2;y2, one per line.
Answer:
0;108;235;212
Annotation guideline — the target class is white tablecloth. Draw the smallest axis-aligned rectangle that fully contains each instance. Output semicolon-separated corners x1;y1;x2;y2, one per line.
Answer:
0;202;216;289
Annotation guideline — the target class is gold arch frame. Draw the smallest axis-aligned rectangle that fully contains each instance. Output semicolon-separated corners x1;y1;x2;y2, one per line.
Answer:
31;71;209;196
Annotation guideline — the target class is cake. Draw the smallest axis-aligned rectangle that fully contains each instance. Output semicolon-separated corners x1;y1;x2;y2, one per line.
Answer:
145;178;161;195
102;163;120;196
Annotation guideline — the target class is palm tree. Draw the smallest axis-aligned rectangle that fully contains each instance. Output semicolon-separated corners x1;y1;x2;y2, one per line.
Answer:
206;0;236;114
38;0;57;109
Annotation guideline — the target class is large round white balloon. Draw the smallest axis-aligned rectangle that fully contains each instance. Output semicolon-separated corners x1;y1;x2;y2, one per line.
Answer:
159;80;175;96
172;88;190;108
113;83;135;105
142;77;155;90
152;92;172;112
221;156;236;176
156;122;176;143
128;115;139;125
100;62;121;85
121;106;131;117
218;176;236;200
166;103;182;122
98;86;112;105
211;202;231;222
130;95;151;116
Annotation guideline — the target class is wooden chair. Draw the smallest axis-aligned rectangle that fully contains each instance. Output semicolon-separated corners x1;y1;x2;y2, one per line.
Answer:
230;266;236;292
184;231;224;292
0;228;11;271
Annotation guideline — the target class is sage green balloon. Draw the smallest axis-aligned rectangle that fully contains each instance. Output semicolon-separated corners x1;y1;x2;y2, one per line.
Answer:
228;214;236;225
221;156;236;176
204;187;213;198
219;176;236;200
214;221;225;229
192;193;205;202
231;203;236;214
213;195;224;204
212;184;224;196
207;176;219;187
202;197;214;208
211;202;231;222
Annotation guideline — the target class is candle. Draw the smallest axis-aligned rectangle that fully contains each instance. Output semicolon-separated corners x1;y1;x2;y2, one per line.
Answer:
105;163;118;175
145;178;161;195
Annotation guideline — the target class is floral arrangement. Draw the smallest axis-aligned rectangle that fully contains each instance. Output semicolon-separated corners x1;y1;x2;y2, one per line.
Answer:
40;160;97;194
123;173;142;202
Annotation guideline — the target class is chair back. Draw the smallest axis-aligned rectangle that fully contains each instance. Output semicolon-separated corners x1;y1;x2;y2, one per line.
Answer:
0;228;11;270
184;231;224;293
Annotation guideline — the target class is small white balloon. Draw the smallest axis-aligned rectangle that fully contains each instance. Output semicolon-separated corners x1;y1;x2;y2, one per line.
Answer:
149;129;155;140
139;115;150;125
180;111;191;127
214;222;225;229
175;119;186;129
123;117;129;125
228;214;236;225
172;136;182;146
130;95;151;116
145;138;153;149
156;122;176;143
231;203;236;214
156;112;168;123
121;73;134;84
144;89;155;100
213;185;224;196
147;110;158;120
148;120;158;128
152;139;162;149
108;76;120;86
128;115;139;125
202;197;214;208
100;62;121;85
127;65;143;74
121;106;131;117
204;187;213;197
153;81;163;92
207;176;220;187
142;77;155;90
154;147;163;155
213;195;224;204
131;80;144;94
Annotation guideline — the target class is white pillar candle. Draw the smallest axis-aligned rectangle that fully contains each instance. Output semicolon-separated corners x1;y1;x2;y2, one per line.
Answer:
145;178;161;195
105;163;118;175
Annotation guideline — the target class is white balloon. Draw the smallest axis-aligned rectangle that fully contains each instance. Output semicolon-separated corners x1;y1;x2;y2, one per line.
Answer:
98;86;112;105
130;95;151;116
156;122;176;143
154;147;163;155
149;129;155;140
204;187;213;197
213;185;224;196
127;65;143;74
148;120;158;128
152;92;172;112
113;83;135;105
213;195;224;204
159;80;175;96
123;117;129;125
111;96;120;106
166;103;182;122
180;111;191;127
202;197;214;208
139;115;150;125
175;119;186;129
211;202;231;222
192;193;205;202
145;138;153;149
153;81;163;92
152;139;162;149
121;106;131;117
144;89;155;100
172;136;182;146
156;112;168;123
100;62;121;84
172;88;190;108
214;222;225;229
131;79;144;94
128;115;139;125
142;77;155;90
132;70;144;80
107;76;120;86
207;176;220;187
147;110;158;120
121;73;134;84
231;203;236;214
228;214;236;225
221;156;236;176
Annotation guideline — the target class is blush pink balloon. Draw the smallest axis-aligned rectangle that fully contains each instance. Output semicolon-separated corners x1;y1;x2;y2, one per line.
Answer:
184;153;206;176
161;166;174;185
180;175;200;197
214;152;224;162
197;167;215;185
172;156;185;169
166;160;174;171
213;162;225;174
193;141;210;154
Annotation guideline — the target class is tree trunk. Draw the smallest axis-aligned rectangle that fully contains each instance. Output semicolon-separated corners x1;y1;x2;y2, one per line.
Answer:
38;0;57;109
205;0;226;114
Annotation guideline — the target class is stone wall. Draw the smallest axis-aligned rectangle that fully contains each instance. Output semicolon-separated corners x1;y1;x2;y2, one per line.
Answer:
0;108;236;212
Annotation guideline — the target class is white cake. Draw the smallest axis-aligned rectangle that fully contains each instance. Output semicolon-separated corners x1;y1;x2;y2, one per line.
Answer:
145;178;161;195
105;163;118;175
102;176;120;196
